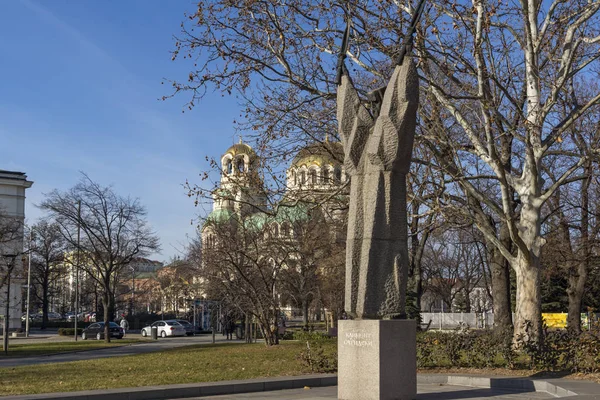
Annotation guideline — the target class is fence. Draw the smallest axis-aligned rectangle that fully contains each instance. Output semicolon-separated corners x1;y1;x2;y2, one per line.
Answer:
421;312;493;330
421;312;599;330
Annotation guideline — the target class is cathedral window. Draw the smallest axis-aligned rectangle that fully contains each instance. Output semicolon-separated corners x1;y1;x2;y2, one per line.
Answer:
322;167;330;183
300;171;306;185
281;222;290;237
236;158;245;173
334;167;342;183
226;160;233;174
309;169;317;185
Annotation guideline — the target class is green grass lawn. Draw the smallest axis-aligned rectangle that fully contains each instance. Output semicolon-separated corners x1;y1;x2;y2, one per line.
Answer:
0;341;328;396
1;339;144;358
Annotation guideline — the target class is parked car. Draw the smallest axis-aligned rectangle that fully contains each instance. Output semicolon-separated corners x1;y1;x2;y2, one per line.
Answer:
20;313;39;322
21;313;48;322
84;312;97;322
47;312;62;321
140;320;186;338
81;322;124;340
176;320;196;336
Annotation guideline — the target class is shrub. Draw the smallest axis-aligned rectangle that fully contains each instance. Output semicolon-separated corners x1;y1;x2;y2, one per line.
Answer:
298;321;600;374
298;336;337;373
516;321;564;371
416;332;439;368
280;330;295;341
441;324;469;367
497;328;518;369
293;330;331;342
570;325;600;373
464;330;499;369
57;328;83;336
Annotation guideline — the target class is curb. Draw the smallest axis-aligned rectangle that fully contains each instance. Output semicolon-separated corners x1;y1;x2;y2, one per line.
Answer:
418;374;579;397
0;374;338;400
2;374;598;399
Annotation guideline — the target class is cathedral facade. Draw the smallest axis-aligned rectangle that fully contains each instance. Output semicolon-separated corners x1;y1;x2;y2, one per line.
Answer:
202;139;348;246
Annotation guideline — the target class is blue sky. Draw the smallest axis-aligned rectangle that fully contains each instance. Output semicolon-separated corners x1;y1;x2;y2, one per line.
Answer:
0;0;242;262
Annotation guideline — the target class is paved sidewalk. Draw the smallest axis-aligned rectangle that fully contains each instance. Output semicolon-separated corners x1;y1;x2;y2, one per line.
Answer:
176;384;555;399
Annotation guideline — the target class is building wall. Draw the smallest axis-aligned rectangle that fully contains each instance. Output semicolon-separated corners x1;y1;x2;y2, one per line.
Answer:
0;170;33;330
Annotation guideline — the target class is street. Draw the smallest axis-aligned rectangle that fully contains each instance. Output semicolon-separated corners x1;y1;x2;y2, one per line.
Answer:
0;331;242;368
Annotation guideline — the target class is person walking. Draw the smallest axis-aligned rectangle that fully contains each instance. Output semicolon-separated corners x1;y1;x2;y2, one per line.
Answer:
227;316;236;340
120;316;129;336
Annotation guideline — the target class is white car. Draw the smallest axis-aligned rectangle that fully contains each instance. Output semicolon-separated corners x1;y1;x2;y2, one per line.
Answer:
141;320;186;338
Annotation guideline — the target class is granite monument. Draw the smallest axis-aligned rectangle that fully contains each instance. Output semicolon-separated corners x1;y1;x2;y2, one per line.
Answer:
336;2;425;398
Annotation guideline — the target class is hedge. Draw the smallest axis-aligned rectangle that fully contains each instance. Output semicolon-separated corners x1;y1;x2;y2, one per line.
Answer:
57;328;84;336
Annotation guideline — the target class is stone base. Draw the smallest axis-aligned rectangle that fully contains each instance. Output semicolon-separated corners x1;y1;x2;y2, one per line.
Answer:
338;319;416;400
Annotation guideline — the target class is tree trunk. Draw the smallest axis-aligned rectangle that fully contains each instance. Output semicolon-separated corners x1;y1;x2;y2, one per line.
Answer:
409;206;430;325
41;276;49;330
102;288;113;343
489;223;513;332
258;316;278;346
566;261;587;334
513;252;542;344
415;273;423;317
464;287;471;313
302;299;309;331
567;166;591;334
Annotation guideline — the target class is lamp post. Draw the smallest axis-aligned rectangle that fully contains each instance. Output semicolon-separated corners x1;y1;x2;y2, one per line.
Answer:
25;229;33;337
74;200;81;342
2;253;18;355
129;265;135;317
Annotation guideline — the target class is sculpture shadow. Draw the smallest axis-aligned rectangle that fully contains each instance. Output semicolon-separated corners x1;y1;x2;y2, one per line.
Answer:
417;378;538;400
529;370;572;380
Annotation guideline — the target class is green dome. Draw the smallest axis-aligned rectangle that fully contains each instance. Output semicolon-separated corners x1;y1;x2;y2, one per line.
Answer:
244;212;269;231
243;203;314;232
213;188;233;197
291;141;343;168
205;209;235;224
274;203;313;224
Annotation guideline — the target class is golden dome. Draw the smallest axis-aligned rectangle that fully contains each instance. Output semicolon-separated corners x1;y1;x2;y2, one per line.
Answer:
291;141;343;168
224;140;257;160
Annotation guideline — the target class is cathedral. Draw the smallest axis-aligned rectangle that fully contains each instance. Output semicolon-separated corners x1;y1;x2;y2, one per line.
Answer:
202;138;349;245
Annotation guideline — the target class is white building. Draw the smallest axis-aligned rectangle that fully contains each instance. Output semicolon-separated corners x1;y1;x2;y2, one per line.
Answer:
0;170;33;331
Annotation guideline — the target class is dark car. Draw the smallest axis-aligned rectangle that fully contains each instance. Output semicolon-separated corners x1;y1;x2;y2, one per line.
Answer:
176;320;196;336
82;322;124;340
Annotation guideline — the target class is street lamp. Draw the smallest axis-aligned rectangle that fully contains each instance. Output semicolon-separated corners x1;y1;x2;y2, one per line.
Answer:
74;200;81;342
25;229;33;338
2;253;18;356
129;265;135;317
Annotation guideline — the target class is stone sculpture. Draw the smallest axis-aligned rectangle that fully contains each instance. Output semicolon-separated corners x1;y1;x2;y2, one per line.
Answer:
336;9;422;320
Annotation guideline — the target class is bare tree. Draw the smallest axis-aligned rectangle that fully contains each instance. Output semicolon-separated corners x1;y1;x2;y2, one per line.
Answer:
544;152;600;333
169;0;600;344
201;214;291;346
157;260;198;317
27;221;67;329
40;174;160;342
422;227;488;313
1;208;23;302
416;0;600;343
278;210;343;330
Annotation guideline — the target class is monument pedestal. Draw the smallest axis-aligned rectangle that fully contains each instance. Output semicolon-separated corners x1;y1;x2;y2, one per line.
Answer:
338;319;416;400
